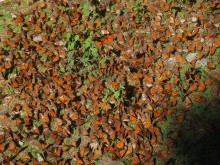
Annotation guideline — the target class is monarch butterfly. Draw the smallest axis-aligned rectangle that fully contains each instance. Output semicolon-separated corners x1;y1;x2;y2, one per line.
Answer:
213;38;220;48
100;35;113;44
95;41;102;49
34;11;40;19
0;143;5;152
188;42;196;52
20;92;27;100
93;148;102;160
87;22;94;30
52;55;59;62
194;74;201;82
135;124;144;135
2;40;8;47
4;62;12;69
189;83;198;91
195;94;205;102
59;94;68;102
76;158;84;165
40;12;46;19
31;4;38;11
13;104;22;112
33;126;40;135
41;113;50;123
95;21;101;28
132;154;141;165
198;81;206;92
23;41;31;49
53;148;62;157
150;87;157;94
75;119;85;126
205;79;212;86
197;41;203;51
171;90;178;97
99;102;111;110
50;32;56;38
208;61;216;70
0;135;4;144
196;53;204;59
41;162;50;165
153;109;162;118
23;154;31;162
7;30;14;38
8;40;16;48
35;25;42;33
12;52;20;58
39;47;47;54
191;58;197;67
116;139;125;149
15;118;23;126
41;3;47;9
15;13;24;22
116;149;126;158
53;76;64;85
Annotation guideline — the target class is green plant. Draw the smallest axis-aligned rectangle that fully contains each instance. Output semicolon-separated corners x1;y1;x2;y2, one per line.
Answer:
103;83;125;103
66;33;79;51
80;3;90;17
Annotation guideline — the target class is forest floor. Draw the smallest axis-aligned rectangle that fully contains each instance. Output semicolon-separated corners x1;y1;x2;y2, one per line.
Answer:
0;0;220;164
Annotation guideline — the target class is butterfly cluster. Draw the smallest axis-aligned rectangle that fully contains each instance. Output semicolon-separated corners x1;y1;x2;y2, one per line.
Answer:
0;0;219;164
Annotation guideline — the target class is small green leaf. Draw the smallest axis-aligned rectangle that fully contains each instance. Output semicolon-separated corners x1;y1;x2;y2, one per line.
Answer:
69;59;74;65
60;66;65;73
40;55;48;62
83;9;90;16
81;57;89;63
84;3;90;9
80;3;90;17
84;79;90;84
66;33;71;40
114;90;121;99
92;46;99;57
86;64;95;71
74;35;79;41
3;46;10;51
15;27;21;33
145;32;149;37
103;94;109;102
100;56;113;64
170;75;175;84
38;65;47;73
83;37;92;49
100;58;106;64
177;97;183;104
83;51;90;57
68;42;75;50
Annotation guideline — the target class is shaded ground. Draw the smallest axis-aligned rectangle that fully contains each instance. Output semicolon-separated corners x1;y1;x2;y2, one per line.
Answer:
174;94;220;165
